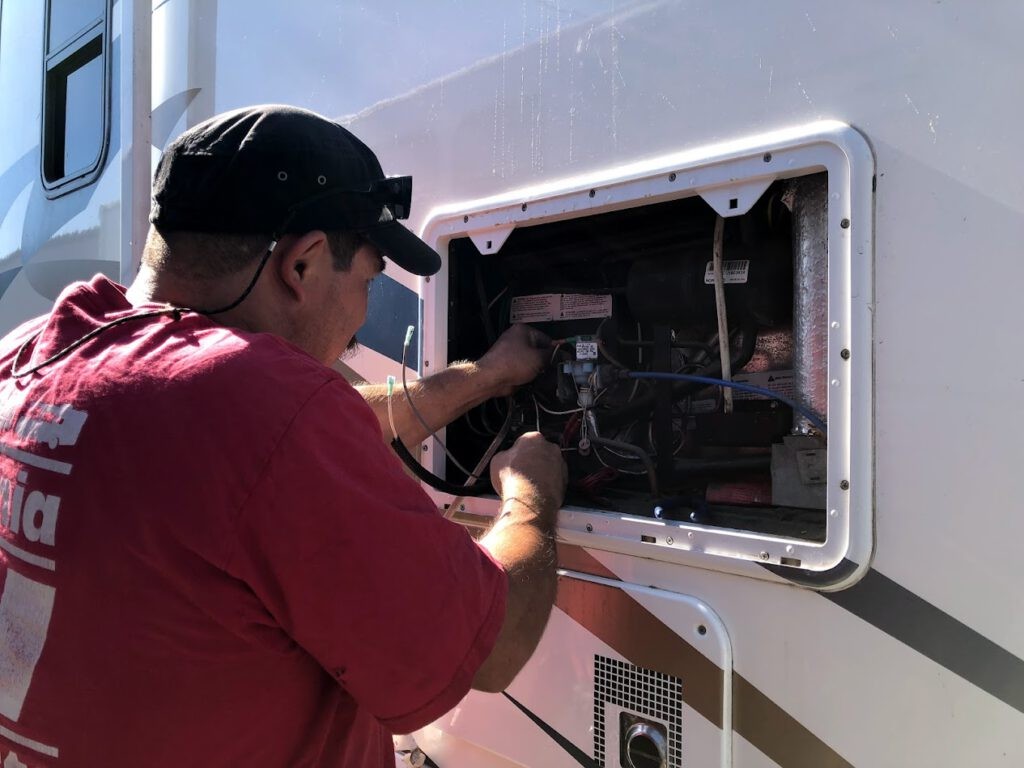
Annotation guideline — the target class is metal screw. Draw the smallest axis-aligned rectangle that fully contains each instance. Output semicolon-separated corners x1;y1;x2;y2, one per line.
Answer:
666;536;674;545
586;523;593;532
759;551;770;561
763;152;772;163
697;624;707;636
463;215;469;223
840;218;851;229
521;203;528;211
841;348;851;360
668;172;677;182
589;189;596;198
422;444;429;452
458;503;465;512
840;480;850;490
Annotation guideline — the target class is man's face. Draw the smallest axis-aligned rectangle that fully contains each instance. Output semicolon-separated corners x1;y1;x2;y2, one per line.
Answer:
317;242;385;364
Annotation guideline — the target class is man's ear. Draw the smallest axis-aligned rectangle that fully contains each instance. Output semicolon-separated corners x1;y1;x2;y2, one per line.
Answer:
275;231;330;301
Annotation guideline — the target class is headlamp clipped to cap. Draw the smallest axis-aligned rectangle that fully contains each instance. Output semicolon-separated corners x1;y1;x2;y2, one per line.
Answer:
372;175;412;220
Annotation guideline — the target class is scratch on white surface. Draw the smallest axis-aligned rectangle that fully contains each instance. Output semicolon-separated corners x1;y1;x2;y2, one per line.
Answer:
555;0;562;73
804;12;817;32
492;20;509;177
797;80;813;106
887;24;899;39
904;94;920;115
928;114;939;142
768;66;774;97
660;93;678;111
611;22;620;148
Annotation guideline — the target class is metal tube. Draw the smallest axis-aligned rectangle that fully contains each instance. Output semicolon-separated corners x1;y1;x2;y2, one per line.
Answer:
790;174;829;434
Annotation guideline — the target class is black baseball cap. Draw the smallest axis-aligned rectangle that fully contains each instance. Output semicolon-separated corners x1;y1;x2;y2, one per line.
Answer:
150;104;441;276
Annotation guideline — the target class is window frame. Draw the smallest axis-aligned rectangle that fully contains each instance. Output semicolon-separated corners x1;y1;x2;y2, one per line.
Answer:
40;0;112;198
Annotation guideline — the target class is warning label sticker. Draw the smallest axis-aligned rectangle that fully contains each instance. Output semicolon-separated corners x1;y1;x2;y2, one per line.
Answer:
690;369;795;411
510;294;613;323
703;259;750;285
731;369;796;400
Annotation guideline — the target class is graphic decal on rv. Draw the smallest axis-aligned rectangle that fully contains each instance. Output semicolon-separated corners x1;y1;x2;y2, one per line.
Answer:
501;692;598;768
822;567;1024;717
557;546;854;768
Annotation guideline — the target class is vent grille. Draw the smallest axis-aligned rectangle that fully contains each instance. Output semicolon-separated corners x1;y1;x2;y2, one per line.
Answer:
593;654;683;767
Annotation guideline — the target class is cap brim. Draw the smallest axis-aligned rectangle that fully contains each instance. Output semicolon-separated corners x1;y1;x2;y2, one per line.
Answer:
363;221;441;276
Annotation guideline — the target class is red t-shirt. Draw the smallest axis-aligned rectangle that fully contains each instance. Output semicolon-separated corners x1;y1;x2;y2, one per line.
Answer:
0;276;507;767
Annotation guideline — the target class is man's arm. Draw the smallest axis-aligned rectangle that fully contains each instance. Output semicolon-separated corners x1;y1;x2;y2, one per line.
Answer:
357;324;549;446
470;432;566;692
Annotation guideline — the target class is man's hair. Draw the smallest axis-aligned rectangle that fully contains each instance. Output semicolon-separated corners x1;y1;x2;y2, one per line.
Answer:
141;227;363;280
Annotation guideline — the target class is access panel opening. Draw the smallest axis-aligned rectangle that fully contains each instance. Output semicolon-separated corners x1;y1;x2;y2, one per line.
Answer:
445;174;829;542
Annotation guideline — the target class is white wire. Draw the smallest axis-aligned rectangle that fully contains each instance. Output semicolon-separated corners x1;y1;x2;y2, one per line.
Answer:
711;215;734;413
486;286;509;311
386;376;399;442
593;445;648;475
535;400;583;416
401;331;475;477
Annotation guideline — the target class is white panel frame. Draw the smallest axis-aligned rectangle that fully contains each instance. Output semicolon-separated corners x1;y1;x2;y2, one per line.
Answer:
419;121;874;586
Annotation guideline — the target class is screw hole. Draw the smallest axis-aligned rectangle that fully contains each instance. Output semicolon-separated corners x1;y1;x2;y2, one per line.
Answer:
763;152;772;162
277;171;288;181
841;218;851;229
586;523;593;532
589;189;596;198
697;624;707;636
521;203;528;212
486;240;492;249
463;215;469;223
729;198;738;210
668;172;677;182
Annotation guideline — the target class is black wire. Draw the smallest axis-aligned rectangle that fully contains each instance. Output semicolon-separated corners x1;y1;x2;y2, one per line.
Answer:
10;307;185;379
10;225;290;379
193;242;276;316
389;437;493;496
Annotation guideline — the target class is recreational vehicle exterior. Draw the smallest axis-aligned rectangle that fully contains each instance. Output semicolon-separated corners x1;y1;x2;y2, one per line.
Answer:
1;1;1021;766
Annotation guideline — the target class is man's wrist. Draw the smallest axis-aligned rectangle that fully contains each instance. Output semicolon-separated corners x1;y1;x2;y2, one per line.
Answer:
500;479;560;524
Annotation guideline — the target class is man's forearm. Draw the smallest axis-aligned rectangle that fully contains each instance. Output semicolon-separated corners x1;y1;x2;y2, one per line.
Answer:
472;492;559;692
357;362;506;447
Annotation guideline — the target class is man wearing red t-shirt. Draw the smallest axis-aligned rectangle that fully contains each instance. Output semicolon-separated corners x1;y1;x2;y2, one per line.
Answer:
0;105;566;767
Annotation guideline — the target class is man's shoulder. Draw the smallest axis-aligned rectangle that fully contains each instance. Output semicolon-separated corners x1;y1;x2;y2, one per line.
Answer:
168;324;355;414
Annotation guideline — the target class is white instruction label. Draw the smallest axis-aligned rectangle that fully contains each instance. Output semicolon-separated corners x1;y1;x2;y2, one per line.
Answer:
703;259;750;285
690;368;795;411
575;341;599;360
731;369;796;400
510;293;613;323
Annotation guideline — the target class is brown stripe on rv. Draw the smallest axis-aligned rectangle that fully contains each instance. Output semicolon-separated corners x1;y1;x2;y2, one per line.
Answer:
556;575;724;728
557;543;620;580
733;674;853;768
556;564;853;768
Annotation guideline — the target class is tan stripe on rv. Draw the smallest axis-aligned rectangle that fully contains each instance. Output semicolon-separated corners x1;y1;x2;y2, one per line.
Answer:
557;546;853;768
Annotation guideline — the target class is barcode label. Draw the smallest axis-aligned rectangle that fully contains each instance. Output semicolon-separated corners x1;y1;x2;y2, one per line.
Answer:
703;259;750;284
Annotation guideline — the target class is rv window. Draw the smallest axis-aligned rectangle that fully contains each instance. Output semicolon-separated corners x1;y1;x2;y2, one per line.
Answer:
41;0;108;196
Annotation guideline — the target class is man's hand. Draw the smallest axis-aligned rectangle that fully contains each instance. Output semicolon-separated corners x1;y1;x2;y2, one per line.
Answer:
477;325;551;397
490;432;567;515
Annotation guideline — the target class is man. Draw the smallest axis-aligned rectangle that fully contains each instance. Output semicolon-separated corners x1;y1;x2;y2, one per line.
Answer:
0;105;566;766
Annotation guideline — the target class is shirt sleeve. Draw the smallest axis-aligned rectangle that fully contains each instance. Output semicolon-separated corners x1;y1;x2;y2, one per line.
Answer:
226;378;508;733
